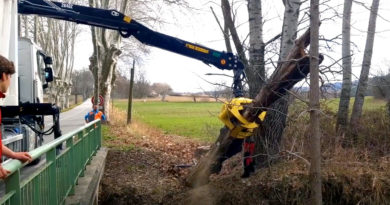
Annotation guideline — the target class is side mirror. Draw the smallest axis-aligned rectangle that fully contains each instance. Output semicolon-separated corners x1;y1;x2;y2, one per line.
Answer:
45;67;54;83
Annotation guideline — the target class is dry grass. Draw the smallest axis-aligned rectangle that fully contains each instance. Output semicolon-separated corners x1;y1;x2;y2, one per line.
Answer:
268;101;390;204
284;101;390;157
101;101;390;204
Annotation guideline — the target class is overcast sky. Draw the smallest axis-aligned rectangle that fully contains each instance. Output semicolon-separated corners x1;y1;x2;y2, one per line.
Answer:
73;0;390;93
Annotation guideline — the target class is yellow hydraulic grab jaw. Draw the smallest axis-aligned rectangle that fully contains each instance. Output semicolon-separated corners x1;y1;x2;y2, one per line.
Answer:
218;98;267;139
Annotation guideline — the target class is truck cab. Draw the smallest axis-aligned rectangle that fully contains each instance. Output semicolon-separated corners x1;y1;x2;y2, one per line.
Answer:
2;38;54;157
18;37;53;104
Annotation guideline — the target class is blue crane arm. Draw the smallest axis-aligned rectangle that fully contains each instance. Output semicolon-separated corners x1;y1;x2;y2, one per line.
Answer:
18;0;245;97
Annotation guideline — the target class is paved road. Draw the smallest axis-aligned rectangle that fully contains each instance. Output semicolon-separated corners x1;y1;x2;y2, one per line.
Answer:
44;99;92;143
0;99;93;195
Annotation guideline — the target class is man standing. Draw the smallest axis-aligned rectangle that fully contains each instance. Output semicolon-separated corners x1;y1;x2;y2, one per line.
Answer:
0;55;32;179
85;104;106;123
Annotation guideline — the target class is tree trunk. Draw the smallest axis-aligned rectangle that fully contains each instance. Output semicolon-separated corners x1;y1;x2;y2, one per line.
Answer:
23;15;28;38
90;26;101;107
247;0;265;98
279;0;301;61
387;100;390;119
89;0;101;108
349;0;380;135
254;0;301;168
65;86;71;108
336;0;353;133
254;97;288;167
223;19;232;53
100;45;122;120
34;16;38;42
221;0;248;68
309;0;322;204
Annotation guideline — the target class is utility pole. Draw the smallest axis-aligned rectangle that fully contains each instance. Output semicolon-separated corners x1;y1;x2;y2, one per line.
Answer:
127;60;135;124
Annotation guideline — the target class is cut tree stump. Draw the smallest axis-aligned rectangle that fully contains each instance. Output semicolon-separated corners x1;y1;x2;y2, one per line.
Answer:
186;27;324;187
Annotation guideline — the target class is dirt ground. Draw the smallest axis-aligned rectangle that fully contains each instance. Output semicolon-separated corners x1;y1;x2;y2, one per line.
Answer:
99;108;390;205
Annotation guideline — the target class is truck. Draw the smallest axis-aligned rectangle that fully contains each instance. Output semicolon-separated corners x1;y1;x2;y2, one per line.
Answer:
1;0;59;163
3;38;50;152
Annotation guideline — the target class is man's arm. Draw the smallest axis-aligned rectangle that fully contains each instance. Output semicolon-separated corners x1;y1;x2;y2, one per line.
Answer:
0;145;32;179
2;145;32;162
2;145;16;158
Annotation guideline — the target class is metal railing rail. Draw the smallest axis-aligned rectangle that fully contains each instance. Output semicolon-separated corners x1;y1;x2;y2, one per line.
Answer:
0;119;102;205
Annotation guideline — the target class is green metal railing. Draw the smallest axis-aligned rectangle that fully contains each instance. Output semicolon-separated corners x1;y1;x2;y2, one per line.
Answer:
0;120;102;205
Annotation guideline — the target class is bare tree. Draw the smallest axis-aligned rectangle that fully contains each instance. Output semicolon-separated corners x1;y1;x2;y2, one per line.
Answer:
309;0;322;204
89;0;189;120
133;69;151;98
71;69;94;100
220;0;267;97
336;0;353;133
247;0;265;98
89;0;128;120
208;0;302;170
20;9;79;108
370;73;390;100
111;72;130;99
151;83;172;101
220;0;248;70
257;0;301;168
349;0;380;135
214;83;226;102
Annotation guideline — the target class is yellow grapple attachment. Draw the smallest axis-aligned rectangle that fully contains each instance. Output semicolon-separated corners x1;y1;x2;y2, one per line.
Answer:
218;98;266;139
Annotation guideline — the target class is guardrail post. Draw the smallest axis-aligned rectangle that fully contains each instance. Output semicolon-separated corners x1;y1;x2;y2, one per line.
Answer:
86;129;91;166
97;120;102;149
5;170;21;205
80;129;86;178
47;148;57;204
92;124;97;156
76;132;84;182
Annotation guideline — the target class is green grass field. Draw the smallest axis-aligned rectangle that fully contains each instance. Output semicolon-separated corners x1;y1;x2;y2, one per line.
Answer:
114;100;224;142
113;97;387;142
322;96;387;112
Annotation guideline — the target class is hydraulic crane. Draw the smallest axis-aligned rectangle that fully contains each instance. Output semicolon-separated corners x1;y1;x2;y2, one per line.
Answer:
18;0;246;97
18;0;264;139
17;0;266;175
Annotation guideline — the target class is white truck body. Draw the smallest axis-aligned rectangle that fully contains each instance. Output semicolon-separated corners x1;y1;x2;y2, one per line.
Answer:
0;0;19;106
1;2;53;156
18;38;45;104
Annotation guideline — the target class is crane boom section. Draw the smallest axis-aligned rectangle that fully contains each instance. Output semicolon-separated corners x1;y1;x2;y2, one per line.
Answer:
18;0;245;96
